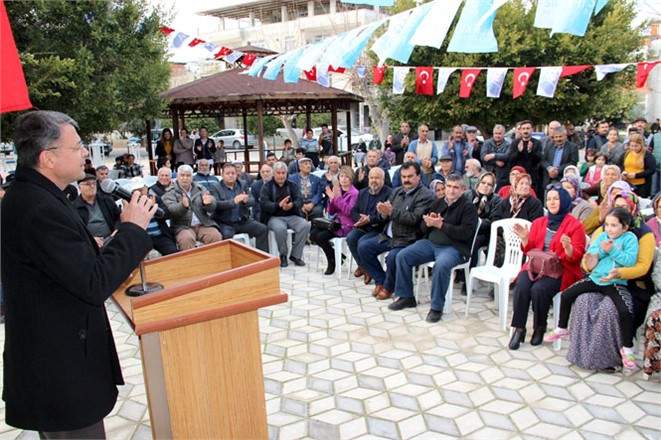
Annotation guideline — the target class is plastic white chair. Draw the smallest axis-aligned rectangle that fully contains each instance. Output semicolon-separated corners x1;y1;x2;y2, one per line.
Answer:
268;229;294;257
465;218;531;330
415;219;482;315
314;236;352;279
551;234;592;350
231;233;255;248
144;175;158;187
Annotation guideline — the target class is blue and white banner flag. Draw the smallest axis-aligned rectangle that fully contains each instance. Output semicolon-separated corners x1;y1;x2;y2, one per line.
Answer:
283;48;305;83
316;64;330;87
296;39;333;72
357;66;367;78
226;50;244;64
551;0;597;36
409;0;462;49
247;54;277;77
385;2;434;63
594;63;630;81
436;68;457;94
447;0;504;53
331;19;386;68
392;67;409;94
203;42;218;53
536;66;562;98
340;0;394;5
370;9;412;66
534;0;559;29
170;32;189;50
486;67;508;98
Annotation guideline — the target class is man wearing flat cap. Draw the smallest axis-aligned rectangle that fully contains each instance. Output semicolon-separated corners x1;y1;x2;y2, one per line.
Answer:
73;173;121;249
288;156;324;220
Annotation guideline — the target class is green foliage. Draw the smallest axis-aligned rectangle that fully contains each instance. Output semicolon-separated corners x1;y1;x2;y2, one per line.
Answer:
1;0;170;140
247;115;283;136
379;0;644;136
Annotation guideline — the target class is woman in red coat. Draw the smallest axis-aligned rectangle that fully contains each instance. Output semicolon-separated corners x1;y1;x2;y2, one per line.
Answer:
508;185;586;350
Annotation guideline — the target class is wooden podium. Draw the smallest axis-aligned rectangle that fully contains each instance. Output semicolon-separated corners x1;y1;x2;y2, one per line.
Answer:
112;240;287;439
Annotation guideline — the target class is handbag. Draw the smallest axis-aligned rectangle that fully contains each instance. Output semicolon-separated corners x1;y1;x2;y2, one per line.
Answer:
527;249;563;281
313;217;340;232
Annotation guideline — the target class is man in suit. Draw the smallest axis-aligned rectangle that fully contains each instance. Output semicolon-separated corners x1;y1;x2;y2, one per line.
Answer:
1;110;155;437
540;126;579;189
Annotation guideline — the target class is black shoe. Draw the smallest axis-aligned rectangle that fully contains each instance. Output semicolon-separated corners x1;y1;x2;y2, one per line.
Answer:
387;297;417;311
508;328;526;350
280;256;288;267
488;288;495;299
324;262;335;275
460;283;467;296
289;256;305;267
426;309;443;323
455;271;465;284
530;326;546;346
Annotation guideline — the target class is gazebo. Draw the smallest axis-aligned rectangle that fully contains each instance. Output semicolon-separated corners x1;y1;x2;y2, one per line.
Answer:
161;68;364;171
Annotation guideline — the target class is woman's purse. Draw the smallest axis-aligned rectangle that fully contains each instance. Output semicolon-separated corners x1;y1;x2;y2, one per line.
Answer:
313;217;340;232
527;249;563;281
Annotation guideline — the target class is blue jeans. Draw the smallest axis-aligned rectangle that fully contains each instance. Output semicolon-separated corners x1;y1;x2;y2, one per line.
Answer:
346;229;378;268
358;236;403;291
395;239;465;312
652;168;660;197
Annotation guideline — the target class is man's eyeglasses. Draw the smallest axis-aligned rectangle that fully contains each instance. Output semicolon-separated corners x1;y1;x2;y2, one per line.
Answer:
49;145;86;153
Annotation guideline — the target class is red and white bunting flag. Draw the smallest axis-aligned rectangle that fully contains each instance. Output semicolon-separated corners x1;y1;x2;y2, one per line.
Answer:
415;66;434;95
304;66;317;81
329;66;346;73
459;69;481;98
242;53;256;66
636;61;661;88
560;64;591;77
373;65;387;84
188;38;205;47
214;47;232;58
159;26;175;35
512;67;536;99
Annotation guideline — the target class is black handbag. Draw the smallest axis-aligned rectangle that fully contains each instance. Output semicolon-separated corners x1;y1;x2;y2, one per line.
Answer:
313;217;340;232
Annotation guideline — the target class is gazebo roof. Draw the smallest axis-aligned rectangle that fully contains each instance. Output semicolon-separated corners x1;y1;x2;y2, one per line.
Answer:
161;68;362;118
232;45;278;56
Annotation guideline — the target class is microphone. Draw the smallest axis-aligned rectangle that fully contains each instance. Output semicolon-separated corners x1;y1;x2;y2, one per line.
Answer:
100;179;165;219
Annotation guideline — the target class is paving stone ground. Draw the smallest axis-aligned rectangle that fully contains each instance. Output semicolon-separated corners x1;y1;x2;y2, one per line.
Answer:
1;244;660;439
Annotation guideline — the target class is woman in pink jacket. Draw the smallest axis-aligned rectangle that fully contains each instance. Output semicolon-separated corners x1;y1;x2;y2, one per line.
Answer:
310;166;359;275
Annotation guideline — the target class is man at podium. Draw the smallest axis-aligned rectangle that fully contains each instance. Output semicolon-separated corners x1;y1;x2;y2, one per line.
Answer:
1;111;157;438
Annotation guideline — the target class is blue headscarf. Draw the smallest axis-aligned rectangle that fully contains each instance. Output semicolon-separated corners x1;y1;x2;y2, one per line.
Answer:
547;186;572;231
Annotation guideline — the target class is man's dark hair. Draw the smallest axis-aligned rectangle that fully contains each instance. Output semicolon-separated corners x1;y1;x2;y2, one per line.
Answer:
401;161;421;176
266;152;276;158
199;126;207;131
520;120;533;127
446;172;464;187
295;147;306;155
218;139;224;145
96;165;109;172
14;111;78;169
222;163;236;172
634;117;647;124
321;123;328;128
284;139;292;145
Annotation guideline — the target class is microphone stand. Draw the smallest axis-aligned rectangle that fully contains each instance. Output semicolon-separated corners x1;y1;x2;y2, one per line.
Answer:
125;254;164;297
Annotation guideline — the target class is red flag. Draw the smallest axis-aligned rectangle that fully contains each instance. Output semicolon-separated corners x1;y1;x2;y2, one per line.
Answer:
304;66;317;81
459;69;481;98
188;38;205;47
560;64;591;77
329;66;345;73
242;53;256;66
214;47;232;58
636;61;660;88
415;66;434;95
159;26;175;35
373;66;387;84
1;0;32;113
512;67;536;99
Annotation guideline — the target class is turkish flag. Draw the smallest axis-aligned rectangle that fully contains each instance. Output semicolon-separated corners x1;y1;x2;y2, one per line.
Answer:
329;66;345;73
636;61;660;88
242;53;256;66
415;66;434;95
1;0;32;113
159;26;175;35
304;66;317;81
214;47;232;58
373;65;387;84
560;64;592;77
188;38;205;47
459;69;481;98
512;67;536;99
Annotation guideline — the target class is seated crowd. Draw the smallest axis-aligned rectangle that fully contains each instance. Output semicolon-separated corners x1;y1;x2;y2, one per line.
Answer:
74;118;660;373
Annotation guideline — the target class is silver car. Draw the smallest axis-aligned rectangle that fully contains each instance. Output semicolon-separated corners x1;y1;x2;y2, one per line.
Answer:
210;129;255;149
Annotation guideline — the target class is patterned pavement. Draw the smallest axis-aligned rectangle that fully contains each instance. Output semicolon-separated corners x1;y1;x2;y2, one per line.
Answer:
1;244;660;439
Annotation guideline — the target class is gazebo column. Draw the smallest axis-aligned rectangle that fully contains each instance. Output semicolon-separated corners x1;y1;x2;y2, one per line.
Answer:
331;101;338;156
345;108;352;163
171;110;180;143
242;109;250;171
257;100;265;168
306;102;311;131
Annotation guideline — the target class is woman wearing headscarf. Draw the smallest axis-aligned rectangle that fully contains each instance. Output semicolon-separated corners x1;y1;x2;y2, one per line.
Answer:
567;190;655;370
465;172;502;269
508;186;586;350
494;173;544;223
645;193;661;246
582;164;621;205
561;175;595;222
582;168;628;236
428;178;446;199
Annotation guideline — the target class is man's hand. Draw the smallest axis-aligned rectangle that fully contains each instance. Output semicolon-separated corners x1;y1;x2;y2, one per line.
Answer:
549;167;559;179
233;193;248;205
94;237;104;248
202;193;214;205
278;196;291;208
358;168;365;182
422;157;432;169
485;153;495;162
377;201;393;217
181;192;189;209
302;202;314;213
517;141;525;152
496;160;505;167
120;191;158;230
354;213;370;228
422;212;443;229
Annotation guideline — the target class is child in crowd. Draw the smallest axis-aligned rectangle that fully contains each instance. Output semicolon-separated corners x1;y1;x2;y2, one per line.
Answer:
546;207;640;369
584;151;607;186
579;148;596;178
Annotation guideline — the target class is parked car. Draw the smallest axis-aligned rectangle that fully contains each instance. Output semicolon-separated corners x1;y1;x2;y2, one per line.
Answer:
86;136;112;156
309;127;373;152
211;129;255;149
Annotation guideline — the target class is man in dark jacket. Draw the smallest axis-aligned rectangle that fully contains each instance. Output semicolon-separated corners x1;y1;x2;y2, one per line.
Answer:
260;162;311;267
130;176;178;256
72;173;121;248
358;162;434;300
353;149;392;190
509;120;543;197
1;110;155;437
348;167;392;285
391;121;418;165
389;173;478;323
209;163;268;252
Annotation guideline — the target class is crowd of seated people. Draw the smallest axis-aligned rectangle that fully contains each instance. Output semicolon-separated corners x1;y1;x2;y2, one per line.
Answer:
61;118;661;373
